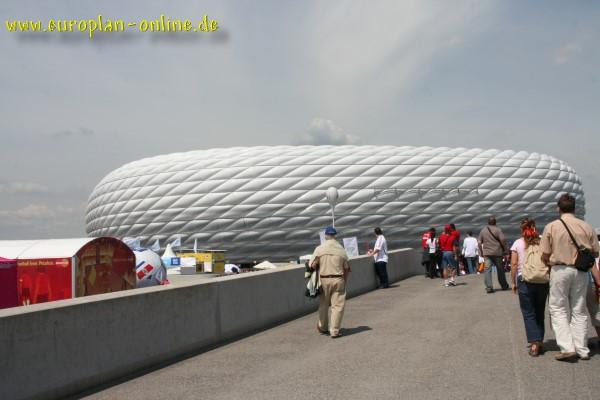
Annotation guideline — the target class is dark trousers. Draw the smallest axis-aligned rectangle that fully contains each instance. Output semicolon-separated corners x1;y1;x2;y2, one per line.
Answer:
484;255;509;290
426;258;437;278
517;278;549;343
374;261;389;288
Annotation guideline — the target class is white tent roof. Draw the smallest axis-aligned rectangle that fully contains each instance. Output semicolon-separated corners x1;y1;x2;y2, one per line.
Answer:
0;238;97;259
254;261;278;270
162;244;177;258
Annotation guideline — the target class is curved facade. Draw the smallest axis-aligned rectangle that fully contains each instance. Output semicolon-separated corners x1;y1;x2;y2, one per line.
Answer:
86;146;585;262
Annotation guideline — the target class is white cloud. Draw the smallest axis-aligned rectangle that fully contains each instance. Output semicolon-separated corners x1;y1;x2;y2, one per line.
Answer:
50;127;95;138
0;204;82;223
306;0;495;108
296;118;361;145
554;43;580;64
0;182;49;194
0;204;56;220
446;35;464;47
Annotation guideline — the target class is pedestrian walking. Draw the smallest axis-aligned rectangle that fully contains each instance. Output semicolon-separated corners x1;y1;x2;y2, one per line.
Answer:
439;225;458;287
421;228;433;276
310;226;351;338
425;228;439;279
510;218;549;357
462;231;479;274
450;224;462;276
541;194;599;361
478;216;510;293
368;227;389;288
586;259;600;347
587;229;600;346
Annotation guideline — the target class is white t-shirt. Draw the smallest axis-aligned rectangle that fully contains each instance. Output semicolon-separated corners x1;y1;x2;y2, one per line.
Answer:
374;235;388;263
462;237;479;257
426;238;438;254
510;238;526;277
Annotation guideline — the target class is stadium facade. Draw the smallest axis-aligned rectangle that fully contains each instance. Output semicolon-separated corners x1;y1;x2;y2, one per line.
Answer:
85;146;585;262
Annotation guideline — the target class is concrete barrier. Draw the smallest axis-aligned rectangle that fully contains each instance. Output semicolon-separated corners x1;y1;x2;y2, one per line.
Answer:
0;248;421;400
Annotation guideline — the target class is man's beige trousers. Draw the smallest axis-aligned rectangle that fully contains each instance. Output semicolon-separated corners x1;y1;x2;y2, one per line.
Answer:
318;278;346;336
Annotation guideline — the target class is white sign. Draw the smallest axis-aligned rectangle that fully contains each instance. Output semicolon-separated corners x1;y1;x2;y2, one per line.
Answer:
319;230;326;245
343;237;359;258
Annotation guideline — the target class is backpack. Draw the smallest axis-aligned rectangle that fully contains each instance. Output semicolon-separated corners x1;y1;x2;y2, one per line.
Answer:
521;244;549;284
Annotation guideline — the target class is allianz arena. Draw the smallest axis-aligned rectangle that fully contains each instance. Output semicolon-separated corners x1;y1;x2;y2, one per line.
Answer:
85;146;585;262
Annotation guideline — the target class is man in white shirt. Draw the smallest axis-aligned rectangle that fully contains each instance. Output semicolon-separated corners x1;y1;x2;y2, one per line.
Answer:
368;227;389;288
462;231;479;274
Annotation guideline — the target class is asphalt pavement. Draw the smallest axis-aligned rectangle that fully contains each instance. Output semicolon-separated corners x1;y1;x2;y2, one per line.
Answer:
82;273;600;400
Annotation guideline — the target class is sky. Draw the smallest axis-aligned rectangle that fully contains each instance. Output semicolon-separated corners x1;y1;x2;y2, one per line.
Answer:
1;0;599;239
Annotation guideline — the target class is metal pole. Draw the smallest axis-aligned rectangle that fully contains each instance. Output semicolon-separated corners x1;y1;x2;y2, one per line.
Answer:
326;186;339;228
331;205;335;228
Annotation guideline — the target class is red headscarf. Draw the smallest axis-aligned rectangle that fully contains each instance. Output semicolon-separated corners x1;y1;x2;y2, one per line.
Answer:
522;227;537;240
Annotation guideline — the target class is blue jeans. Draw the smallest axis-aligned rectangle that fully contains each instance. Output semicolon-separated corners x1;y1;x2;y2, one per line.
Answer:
441;251;456;270
465;257;478;274
518;277;549;342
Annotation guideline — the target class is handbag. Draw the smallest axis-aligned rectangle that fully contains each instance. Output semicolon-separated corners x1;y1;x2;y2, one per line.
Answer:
558;218;596;272
477;262;485;273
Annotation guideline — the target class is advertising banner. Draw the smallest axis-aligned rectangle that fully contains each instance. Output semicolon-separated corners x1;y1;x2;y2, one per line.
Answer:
17;258;72;305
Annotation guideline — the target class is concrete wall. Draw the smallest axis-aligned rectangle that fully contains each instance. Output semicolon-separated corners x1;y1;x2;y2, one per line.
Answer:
0;248;421;400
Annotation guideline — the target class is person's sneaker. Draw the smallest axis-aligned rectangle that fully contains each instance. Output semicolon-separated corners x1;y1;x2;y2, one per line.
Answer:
486;288;494;294
555;352;577;362
443;281;449;287
578;354;591;361
449;280;456;286
316;324;329;335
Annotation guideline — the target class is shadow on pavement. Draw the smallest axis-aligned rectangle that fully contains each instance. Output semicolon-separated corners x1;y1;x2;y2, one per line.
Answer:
341;326;372;337
541;339;560;352
542;339;600;356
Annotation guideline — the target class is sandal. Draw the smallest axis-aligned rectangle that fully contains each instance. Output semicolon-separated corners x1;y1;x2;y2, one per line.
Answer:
529;342;540;357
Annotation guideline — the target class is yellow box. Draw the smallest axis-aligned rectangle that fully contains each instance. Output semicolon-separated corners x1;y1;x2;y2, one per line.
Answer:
176;250;225;273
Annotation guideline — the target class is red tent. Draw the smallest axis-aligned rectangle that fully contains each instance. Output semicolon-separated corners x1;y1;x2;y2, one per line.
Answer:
0;238;136;307
0;257;18;309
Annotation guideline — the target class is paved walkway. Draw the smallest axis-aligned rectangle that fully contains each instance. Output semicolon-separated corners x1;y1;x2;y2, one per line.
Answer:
83;274;599;400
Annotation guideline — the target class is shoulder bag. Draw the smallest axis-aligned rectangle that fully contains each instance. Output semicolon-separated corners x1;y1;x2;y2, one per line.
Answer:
558;218;595;272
